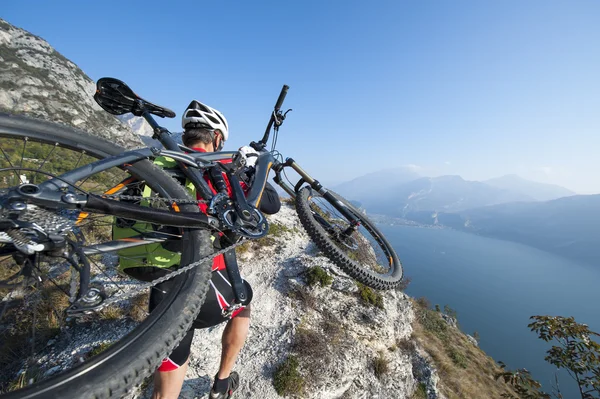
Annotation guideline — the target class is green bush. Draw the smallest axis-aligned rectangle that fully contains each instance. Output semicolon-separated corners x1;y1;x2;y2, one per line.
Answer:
447;347;468;369
411;382;428;399
417;308;448;341
273;356;304;396
357;283;384;309
269;222;297;237
305;266;333;287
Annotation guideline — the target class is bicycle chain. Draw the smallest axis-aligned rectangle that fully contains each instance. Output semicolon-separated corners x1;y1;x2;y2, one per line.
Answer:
77;193;247;313
93;238;248;312
103;194;209;205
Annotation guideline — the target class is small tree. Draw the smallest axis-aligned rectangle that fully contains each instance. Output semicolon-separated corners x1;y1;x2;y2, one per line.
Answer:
496;361;551;399
435;304;441;312
473;331;480;343
528;315;600;399
443;304;457;319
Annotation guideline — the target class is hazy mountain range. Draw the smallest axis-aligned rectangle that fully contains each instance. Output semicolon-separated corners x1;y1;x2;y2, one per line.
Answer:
334;167;599;266
333;167;575;216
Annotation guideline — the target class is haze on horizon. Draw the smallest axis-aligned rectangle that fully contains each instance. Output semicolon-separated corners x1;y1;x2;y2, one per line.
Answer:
2;1;599;195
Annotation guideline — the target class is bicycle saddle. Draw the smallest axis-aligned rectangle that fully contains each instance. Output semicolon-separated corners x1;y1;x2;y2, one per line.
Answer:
94;77;176;118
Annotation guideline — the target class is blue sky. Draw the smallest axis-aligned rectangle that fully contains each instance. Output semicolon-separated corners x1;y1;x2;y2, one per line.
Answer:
3;1;599;193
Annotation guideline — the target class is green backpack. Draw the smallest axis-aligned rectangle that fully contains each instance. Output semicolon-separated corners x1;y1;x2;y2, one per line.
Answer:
112;156;200;274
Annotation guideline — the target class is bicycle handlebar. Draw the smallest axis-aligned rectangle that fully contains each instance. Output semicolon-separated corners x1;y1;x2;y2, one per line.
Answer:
274;85;289;111
254;84;290;149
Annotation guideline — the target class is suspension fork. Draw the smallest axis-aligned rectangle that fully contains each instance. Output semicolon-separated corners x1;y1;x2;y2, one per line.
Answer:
276;158;361;231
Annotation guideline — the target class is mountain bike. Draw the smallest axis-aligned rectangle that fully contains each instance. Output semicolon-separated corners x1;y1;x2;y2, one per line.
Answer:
0;78;403;398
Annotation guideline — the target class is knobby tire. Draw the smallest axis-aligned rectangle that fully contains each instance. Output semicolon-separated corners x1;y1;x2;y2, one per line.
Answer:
295;186;403;290
0;113;213;399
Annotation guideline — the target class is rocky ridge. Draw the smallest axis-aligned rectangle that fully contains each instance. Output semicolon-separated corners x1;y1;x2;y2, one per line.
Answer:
0;18;142;149
130;203;444;399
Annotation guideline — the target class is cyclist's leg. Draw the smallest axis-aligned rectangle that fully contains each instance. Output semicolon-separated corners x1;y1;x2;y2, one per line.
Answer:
217;305;251;380
151;332;192;399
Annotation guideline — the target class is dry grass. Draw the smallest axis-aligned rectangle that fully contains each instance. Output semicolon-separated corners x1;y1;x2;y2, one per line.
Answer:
126;292;149;322
411;299;518;398
98;306;124;320
235;236;277;255
373;350;390;380
288;284;317;310
1;366;44;394
411;382;428;399
0;282;70;392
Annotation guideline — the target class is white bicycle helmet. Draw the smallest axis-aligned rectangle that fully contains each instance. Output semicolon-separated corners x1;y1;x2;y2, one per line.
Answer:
181;100;229;142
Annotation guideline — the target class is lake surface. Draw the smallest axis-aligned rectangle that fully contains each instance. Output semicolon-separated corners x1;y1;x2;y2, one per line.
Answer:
379;224;600;398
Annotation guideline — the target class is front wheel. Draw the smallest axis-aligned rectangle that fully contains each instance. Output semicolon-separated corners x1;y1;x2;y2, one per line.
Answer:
295;187;403;290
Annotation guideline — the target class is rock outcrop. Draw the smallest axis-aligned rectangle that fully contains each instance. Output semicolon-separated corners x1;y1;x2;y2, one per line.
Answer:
130;204;441;399
0;18;142;149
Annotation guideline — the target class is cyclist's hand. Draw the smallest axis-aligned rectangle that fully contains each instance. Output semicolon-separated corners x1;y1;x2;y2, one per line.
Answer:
238;146;259;168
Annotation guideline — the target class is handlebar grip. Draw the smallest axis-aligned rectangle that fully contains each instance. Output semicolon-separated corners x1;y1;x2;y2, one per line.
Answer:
274;85;289;111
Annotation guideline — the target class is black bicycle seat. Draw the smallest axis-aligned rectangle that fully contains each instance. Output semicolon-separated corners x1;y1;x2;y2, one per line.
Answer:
94;77;176;118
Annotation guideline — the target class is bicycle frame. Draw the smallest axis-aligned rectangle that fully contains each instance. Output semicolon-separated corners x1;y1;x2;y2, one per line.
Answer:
4;84;361;255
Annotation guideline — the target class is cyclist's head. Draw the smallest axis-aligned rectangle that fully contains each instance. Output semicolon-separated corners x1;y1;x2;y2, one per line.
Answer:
181;100;228;151
182;127;223;151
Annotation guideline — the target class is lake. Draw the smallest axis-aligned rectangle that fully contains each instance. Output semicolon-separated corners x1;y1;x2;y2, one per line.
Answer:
379;224;600;398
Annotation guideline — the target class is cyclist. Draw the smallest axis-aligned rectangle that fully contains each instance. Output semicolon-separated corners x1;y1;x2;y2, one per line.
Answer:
115;100;281;399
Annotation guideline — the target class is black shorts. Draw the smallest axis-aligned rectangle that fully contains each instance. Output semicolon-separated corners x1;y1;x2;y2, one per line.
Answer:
149;268;253;329
149;266;253;371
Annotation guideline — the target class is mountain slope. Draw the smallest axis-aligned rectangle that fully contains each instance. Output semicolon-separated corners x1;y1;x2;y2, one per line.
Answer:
332;166;421;204
0;18;142;149
484;174;575;201
128;203;515;399
362;175;533;217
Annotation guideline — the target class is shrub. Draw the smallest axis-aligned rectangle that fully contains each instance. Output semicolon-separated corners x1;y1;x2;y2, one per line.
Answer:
417;307;448;341
305;266;333;287
273;356;304;396
395;276;412;291
447;347;468;369
269;222;298;237
397;338;417;353
288;285;316;310
415;296;431;309
411;382;428;399
321;311;344;344
292;326;328;360
357;283;384;309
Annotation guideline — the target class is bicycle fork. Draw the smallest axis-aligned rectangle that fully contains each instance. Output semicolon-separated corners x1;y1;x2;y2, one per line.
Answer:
273;158;361;233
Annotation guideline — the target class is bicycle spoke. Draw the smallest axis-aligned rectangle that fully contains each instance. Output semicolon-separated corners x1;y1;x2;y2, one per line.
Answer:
0;146;22;182
19;138;27;170
36;142;58;174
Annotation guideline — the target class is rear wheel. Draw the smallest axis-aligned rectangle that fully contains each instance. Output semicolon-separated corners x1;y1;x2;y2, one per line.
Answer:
0;113;212;398
295;186;403;290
